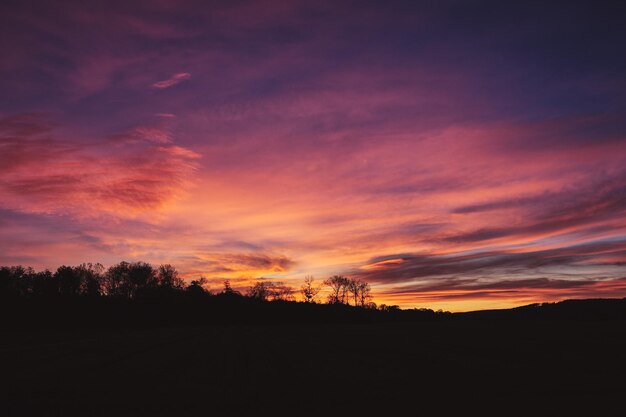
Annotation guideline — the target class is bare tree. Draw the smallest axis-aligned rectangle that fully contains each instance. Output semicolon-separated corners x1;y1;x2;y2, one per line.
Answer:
356;280;372;307
248;281;295;301
323;275;350;304
347;278;359;306
248;281;272;300
300;275;319;303
323;276;373;306
345;278;372;306
221;279;241;296
270;282;295;301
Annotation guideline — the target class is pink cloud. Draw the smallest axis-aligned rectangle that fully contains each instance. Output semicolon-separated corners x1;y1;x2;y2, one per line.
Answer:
152;72;191;89
109;126;173;144
0;113;199;218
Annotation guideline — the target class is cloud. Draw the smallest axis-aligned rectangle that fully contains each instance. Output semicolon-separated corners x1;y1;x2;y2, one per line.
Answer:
352;238;626;289
377;277;626;311
352;241;626;310
151;72;191;89
218;253;295;272
173;252;297;284
0;113;199;217
446;173;626;244
108;126;173;144
0;113;72;172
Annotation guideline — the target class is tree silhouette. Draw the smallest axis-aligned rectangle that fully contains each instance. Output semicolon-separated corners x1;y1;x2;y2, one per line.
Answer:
77;263;104;296
322;275;371;306
248;281;272;300
0;261;389;325
55;265;82;296
0;266;19;297
103;262;130;298
300;276;319;303
270;282;295;301
247;281;295;301
187;277;209;296
324;275;349;304
128;262;156;297
221;279;241;296
30;269;55;297
15;266;31;296
103;261;159;299
350;279;372;307
156;264;185;290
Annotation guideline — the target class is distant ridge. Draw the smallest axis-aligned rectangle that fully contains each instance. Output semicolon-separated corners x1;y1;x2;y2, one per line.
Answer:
458;297;626;320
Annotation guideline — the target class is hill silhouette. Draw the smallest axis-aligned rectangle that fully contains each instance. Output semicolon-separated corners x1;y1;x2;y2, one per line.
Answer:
3;262;626;329
457;297;626;320
2;262;626;414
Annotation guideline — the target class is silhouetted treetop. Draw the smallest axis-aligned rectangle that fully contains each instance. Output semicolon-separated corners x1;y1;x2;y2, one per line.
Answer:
300;276;320;303
323;275;372;307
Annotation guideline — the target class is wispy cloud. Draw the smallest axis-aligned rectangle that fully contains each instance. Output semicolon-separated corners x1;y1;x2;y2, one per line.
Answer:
354;238;626;284
173;252;297;286
0;113;199;217
151;72;191;89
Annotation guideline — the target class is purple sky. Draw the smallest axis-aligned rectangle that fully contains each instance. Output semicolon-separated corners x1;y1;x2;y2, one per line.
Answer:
1;0;626;310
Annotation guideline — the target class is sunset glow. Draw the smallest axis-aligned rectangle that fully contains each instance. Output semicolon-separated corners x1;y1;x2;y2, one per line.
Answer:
1;1;625;311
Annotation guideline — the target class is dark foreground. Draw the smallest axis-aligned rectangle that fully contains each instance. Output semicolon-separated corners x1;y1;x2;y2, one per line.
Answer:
3;319;626;415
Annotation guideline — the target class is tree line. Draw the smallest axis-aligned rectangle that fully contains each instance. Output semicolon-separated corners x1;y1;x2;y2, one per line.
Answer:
0;262;384;309
0;262;185;299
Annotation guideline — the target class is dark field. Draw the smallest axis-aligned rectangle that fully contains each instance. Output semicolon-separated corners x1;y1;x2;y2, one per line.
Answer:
3;319;626;415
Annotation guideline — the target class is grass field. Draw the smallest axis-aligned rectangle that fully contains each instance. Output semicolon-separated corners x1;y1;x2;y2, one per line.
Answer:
3;319;626;415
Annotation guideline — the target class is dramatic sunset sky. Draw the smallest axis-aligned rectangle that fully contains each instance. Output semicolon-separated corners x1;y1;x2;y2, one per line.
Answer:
1;0;625;311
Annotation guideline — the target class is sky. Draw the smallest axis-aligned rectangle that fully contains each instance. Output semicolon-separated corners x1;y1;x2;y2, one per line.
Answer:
1;0;626;311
